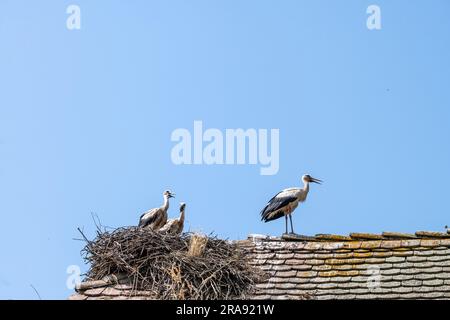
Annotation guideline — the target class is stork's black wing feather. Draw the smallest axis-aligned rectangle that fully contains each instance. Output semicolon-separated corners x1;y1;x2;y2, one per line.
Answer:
138;209;158;227
260;193;297;222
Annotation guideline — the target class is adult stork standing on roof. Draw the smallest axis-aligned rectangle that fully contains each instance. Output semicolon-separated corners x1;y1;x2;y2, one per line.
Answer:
138;190;175;230
160;202;186;235
260;174;322;235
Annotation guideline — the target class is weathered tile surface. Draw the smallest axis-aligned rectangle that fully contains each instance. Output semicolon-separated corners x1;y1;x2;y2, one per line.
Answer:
244;232;450;300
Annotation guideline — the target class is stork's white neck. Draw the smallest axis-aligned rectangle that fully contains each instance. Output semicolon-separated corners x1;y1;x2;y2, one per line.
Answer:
302;179;310;193
179;208;185;223
162;196;170;210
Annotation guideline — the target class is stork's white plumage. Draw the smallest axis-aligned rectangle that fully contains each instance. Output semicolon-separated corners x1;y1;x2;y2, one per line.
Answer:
160;202;186;235
138;190;175;230
260;174;322;234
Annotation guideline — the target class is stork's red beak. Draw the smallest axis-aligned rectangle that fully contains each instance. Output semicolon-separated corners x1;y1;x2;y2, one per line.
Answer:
310;177;322;184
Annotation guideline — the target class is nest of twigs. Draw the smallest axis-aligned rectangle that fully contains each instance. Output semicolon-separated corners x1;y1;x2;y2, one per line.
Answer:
79;227;265;300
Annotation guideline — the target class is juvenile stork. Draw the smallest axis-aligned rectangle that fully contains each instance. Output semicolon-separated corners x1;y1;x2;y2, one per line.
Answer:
260;174;322;235
160;202;186;235
138;190;175;230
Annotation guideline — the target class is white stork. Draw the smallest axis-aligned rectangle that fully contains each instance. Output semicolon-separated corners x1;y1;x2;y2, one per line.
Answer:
138;190;175;230
260;174;322;234
160;202;186;235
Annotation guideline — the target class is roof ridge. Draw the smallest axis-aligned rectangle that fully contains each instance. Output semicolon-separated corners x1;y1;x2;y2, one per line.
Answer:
247;230;450;242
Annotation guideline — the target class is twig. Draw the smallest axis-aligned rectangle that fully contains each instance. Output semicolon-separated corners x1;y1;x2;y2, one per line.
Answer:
77;227;91;244
30;284;42;300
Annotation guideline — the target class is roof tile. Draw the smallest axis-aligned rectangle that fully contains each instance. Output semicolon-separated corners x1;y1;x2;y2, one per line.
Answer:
350;276;369;283
420;292;448;299
101;287;122;296
353;252;373;259
321;242;345;251
349;233;384;240
256;283;275;290
330;276;353;283
312;264;333;271
414;273;438;280
402;279;422;287
385;256;406;264
432;261;450;268
313;253;335;260
325;258;365;266
83;288;106;297
272;265;292;272
414;250;435;256
365;257;387;264
399;268;421;275
275;253;295;259
318;270;359;278
68;294;87;300
380;240;403;249
276;270;298;278
422;279;444;287
291;264;314;271
350;288;373;295
316;283;338;290
294;253;313;260
127;296;149;300
382;268;402;276
382;232;417;239
274;283;297;290
315;234;352;241
256;253;275;259
341;242;362;250
302;242;325;251
422;266;443;274
400;239;422;247
266;277;299;284
332;264;357;271
334;282;363;289
297;271;318;278
310;277;333;284
304;259;325;266
392;274;414;281
392;250;414;257
372;251;393;258
435;272;450;280
420;239;444;247
114;284;133;290
406;255;428;263
285;259;305;265
296;283;318;290
416;231;450;238
413;286;435;293
427;255;450;262
380;281;402;288
360;241;382;250
333;252;354;259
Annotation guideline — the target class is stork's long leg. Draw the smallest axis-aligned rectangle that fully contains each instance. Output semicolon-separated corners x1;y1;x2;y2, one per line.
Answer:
289;214;295;234
285;215;288;234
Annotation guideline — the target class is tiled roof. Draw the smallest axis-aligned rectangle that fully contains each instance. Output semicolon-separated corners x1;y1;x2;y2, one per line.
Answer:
70;230;450;300
69;274;156;300
241;230;450;300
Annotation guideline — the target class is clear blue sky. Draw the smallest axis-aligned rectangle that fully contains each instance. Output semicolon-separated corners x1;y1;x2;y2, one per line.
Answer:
1;0;449;299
